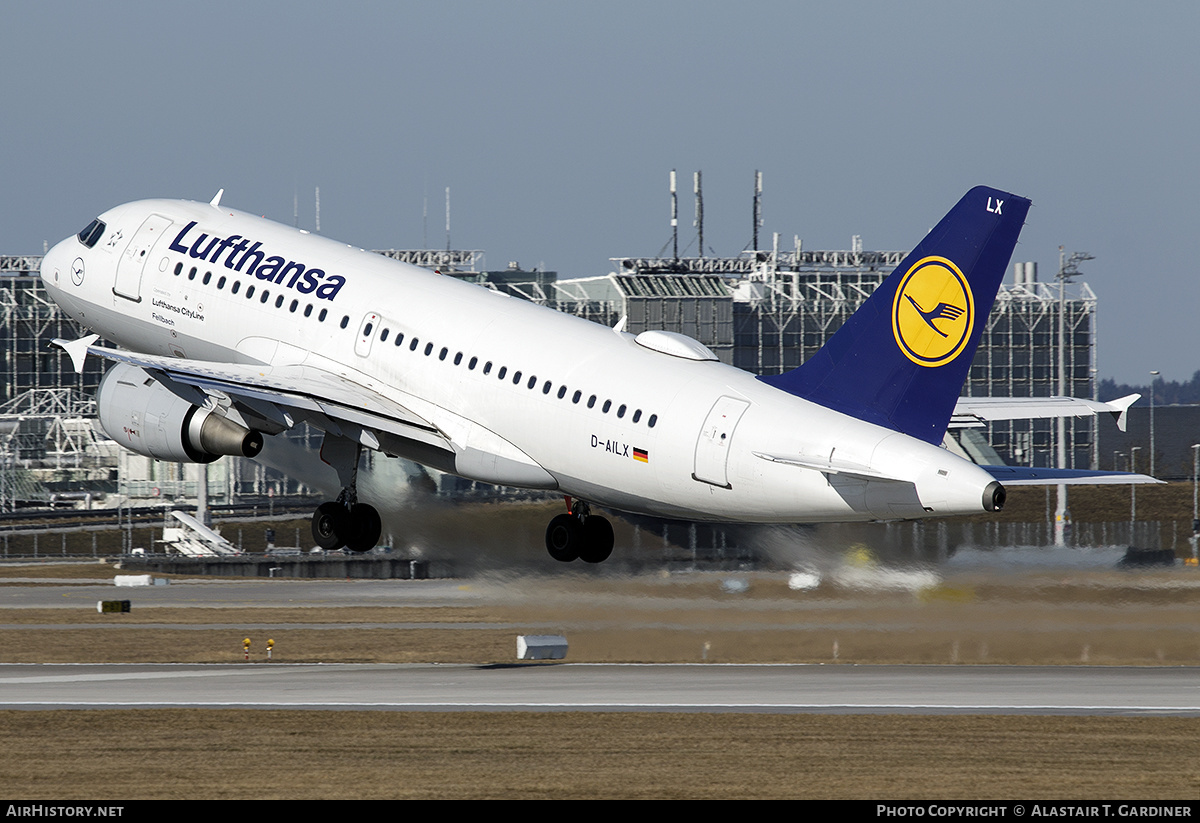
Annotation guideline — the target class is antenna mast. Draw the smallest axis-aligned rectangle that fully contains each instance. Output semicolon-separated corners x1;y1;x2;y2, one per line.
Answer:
670;170;678;261
753;170;762;250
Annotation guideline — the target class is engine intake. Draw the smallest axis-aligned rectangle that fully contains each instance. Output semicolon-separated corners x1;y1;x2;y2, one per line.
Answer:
97;363;263;464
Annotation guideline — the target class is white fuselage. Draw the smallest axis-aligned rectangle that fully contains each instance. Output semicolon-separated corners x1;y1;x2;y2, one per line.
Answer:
40;198;998;523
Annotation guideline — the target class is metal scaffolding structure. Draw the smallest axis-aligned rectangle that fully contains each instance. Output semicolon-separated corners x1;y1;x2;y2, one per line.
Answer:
0;261;107;406
372;249;482;273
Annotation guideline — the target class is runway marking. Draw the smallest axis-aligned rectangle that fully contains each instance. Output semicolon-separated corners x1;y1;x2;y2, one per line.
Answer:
0;668;289;685
4;701;1200;715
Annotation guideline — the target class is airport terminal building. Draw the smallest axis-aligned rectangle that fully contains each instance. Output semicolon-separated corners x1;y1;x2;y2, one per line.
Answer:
0;245;1100;510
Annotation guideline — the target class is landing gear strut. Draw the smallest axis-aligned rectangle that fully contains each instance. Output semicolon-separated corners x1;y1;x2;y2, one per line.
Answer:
545;499;613;564
310;437;382;553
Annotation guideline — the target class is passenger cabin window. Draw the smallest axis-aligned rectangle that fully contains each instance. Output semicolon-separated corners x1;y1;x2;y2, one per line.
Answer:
77;219;106;248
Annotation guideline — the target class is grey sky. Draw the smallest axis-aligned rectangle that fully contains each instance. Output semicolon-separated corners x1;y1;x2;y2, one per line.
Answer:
3;1;1196;385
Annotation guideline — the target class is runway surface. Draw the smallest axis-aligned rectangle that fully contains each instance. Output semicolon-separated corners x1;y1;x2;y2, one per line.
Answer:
0;577;480;609
2;662;1198;715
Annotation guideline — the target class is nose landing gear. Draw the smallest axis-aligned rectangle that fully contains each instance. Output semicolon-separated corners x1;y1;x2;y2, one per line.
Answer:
545;499;613;564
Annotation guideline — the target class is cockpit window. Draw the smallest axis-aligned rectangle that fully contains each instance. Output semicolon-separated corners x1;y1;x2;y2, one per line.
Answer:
77;219;106;248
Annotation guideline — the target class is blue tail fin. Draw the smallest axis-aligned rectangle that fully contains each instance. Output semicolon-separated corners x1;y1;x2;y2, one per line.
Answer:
760;186;1030;445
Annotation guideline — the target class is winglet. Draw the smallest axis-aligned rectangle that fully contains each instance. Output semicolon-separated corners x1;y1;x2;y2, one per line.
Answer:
1107;393;1139;433
51;334;99;374
210;188;224;208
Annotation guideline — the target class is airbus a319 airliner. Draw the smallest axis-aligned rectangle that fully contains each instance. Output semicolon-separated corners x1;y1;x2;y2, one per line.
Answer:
40;186;1145;563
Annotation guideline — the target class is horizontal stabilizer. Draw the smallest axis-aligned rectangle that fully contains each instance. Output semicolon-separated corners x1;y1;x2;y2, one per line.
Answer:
982;465;1163;486
753;451;908;483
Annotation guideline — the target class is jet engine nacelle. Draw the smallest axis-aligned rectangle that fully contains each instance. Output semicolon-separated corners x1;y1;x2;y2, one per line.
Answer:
97;363;263;464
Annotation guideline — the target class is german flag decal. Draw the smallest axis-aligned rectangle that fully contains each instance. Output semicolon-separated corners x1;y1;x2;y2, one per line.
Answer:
633;448;649;463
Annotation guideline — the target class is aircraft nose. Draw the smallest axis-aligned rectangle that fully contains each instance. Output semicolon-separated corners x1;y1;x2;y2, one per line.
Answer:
40;239;75;290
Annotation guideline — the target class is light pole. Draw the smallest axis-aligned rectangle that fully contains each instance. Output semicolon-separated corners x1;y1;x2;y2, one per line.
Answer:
1150;370;1159;476
1130;446;1141;546
1054;249;1092;545
1192;443;1199;560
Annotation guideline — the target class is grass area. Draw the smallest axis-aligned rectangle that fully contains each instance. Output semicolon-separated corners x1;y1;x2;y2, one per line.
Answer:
5;569;1200;665
5;514;1200;798
2;711;1196;799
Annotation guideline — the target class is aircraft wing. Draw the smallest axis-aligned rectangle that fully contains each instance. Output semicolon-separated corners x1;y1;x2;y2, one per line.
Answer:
56;339;448;452
951;394;1139;432
981;465;1163;486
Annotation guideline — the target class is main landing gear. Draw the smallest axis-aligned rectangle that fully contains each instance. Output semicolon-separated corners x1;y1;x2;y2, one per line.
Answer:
545;498;614;564
311;498;382;553
310;435;382;553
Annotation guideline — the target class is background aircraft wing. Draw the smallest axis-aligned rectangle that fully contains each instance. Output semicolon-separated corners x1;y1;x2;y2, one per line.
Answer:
981;465;1162;486
951;394;1139;431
